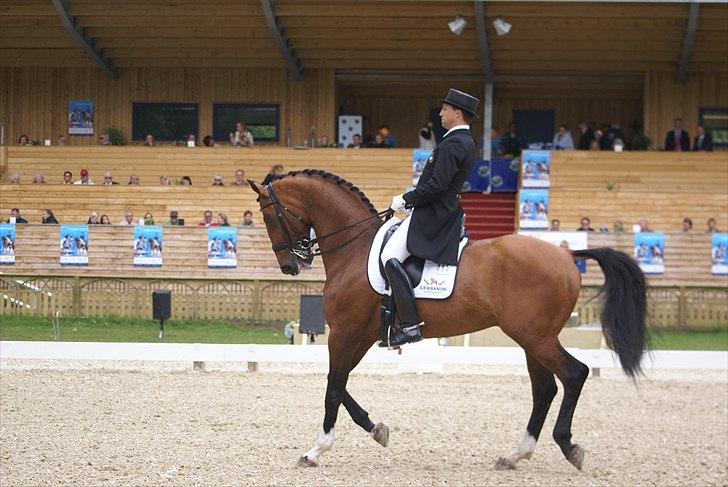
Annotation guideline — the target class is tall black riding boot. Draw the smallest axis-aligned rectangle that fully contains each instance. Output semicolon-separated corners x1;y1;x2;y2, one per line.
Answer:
380;258;423;348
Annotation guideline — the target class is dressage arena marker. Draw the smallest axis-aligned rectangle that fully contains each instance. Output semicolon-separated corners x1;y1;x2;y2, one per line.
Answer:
1;341;725;371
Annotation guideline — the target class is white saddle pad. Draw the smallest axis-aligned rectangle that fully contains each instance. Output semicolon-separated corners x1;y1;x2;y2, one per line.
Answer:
367;217;468;300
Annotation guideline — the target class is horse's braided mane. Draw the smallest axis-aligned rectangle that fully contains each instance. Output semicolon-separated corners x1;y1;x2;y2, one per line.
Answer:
272;169;379;216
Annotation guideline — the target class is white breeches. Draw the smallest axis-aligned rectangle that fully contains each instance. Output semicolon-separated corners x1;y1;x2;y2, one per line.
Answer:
381;215;412;264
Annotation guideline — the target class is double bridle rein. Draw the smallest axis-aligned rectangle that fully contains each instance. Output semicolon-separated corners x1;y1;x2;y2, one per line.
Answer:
260;183;392;261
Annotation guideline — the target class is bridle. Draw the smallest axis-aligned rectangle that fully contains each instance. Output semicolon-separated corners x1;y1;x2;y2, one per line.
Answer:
259;183;392;262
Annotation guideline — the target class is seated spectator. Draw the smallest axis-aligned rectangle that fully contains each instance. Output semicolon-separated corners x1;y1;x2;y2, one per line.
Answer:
501;122;522;158
180;175;192;186
144;134;155;147
682;217;693;233
212;174;224;186
707;218;720;233
229;121;254;147
198;210;218;227
637;219;653;232
613;220;625;233
62;171;73;184
576;122;595;150
100;214;111;225
262;164;285;185
589;139;600;151
693;125;713;152
187;134;196;146
143;212;154;225
347;134;363;149
552;125;574;150
9;173;20;184
164;210;183;227
203;135;216;147
87;211;100;224
57;135;66;146
379;125;396;147
577;217;594;232
239;210;256;229
18;134;29;146
318;135;335;148
103;172;118;185
232;169;247;186
159;176;171;186
6;208;28;224
419;120;436;150
74;168;94;185
218;213;231;226
118;209;134;226
32;172;46;184
490;127;504;158
98;133;110;146
367;133;388;148
665;118;690;151
549;219;560;231
41;209;59;224
128;174;140;186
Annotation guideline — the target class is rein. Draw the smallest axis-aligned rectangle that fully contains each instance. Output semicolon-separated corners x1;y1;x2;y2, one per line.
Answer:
261;183;393;259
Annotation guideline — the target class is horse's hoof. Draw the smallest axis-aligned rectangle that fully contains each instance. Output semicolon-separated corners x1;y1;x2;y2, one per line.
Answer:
371;422;389;447
494;457;517;470
297;455;319;468
567;444;585;470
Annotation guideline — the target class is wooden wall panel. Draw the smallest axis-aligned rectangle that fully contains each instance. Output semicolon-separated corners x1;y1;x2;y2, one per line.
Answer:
643;71;728;149
0;67;335;147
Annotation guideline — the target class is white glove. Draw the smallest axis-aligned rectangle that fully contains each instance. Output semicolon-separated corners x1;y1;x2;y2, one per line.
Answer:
390;194;407;212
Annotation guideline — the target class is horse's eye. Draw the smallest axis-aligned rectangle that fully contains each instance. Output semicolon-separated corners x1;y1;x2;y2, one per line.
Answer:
256;197;260;203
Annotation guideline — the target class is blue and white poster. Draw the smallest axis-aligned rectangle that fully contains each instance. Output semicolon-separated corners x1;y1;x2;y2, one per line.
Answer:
208;227;237;268
68;100;94;135
412;149;432;187
0;224;15;264
634;232;665;274
60;225;89;265
133;226;163;266
518;189;549;229
521;150;551;188
711;233;728;275
518;231;588;273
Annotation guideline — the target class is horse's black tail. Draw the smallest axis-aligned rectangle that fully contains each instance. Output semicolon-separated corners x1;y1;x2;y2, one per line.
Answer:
572;248;648;378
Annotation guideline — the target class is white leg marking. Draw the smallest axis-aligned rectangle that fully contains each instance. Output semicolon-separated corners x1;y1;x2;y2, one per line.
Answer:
503;431;537;463
302;428;335;466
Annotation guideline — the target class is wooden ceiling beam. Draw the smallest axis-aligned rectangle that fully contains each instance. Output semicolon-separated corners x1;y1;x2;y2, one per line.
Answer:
676;1;700;85
259;0;302;79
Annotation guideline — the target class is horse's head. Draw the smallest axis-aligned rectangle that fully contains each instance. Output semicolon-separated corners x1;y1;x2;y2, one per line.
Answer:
248;179;314;276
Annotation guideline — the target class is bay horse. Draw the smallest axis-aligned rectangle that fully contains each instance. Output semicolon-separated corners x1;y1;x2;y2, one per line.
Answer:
248;169;647;471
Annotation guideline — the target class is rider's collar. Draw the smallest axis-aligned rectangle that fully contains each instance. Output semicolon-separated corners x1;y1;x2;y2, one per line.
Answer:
443;124;470;138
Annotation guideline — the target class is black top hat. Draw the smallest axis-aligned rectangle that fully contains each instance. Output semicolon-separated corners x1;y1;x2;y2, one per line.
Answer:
440;88;480;118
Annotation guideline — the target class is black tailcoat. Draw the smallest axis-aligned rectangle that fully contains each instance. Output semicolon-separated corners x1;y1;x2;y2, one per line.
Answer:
402;128;475;266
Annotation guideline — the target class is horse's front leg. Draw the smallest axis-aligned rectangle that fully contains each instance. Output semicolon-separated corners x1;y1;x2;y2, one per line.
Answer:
298;326;356;467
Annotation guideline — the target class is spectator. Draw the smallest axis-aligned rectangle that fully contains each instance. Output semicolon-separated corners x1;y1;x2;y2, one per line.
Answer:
159;176;171;186
143;212;154;225
74;169;94;185
9;173;20;184
18;135;29;146
552;125;574;151
577;217;594;232
98;133;111;146
6;208;28;224
87;211;100;224
229;121;254;147
318;135;335;148
128;174;140;186
599;124;614;150
693;125;713;152
367;133;388;148
41;209;58;224
144;134;155;147
103;172;118;185
682;217;693;233
606;123;625;150
347;134;363;149
203;135;216;147
262;164;285;185
56;135;66;146
589;139;600;151
180;175;192;186
489;126;504;158
118;209;134;226
665;118;690;151
164;210;183;227
501;122;522;158
232;169;247;186
32;172;46;184
707;218;720;233
549;219;560;231
613;220;625;233
198;210;218;227
62;171;73;184
576;122;595;150
378;125;396;147
638;219;653;233
418;120;436;150
187;134;196;145
218;213;231;226
99;214;111;225
212;174;224;186
239;210;256;229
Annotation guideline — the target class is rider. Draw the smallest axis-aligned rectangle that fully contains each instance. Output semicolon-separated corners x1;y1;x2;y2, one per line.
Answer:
380;88;478;347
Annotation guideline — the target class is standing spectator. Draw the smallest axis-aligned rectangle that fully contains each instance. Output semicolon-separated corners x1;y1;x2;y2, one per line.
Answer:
212;175;224;186
33;172;46;184
664;118;690;151
144;134;155;147
18;135;29;146
9;173;20;184
128;174;141;186
549;219;560;231
180;176;192;186
232;169;247;186
62;171;73;184
229;121;254;147
164;211;183;227
6;208;28;224
347;134;363;149
262;164;285;185
103;172;118;185
217;213;231;226
239;210;256;229
576;122;594;150
552;125;574;151
143;212;154;225
638;219;653;232
74;169;94;185
693;125;713;152
100;215;111;225
41;209;59;224
203;135;216;147
159;176;171;186
501;122;522;158
418;120;436;150
87;212;100;224
682;217;693;233
118;209;134;226
577;217;594;232
706;218;720;233
198;210;218;227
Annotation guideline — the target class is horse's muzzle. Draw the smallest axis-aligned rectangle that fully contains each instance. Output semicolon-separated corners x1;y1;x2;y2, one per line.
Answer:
281;263;300;276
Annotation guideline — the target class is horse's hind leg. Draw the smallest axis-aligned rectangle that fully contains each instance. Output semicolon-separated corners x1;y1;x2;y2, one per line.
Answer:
496;352;557;470
550;345;589;470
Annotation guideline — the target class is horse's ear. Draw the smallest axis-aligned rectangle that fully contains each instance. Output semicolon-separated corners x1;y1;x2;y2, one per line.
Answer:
247;180;267;197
